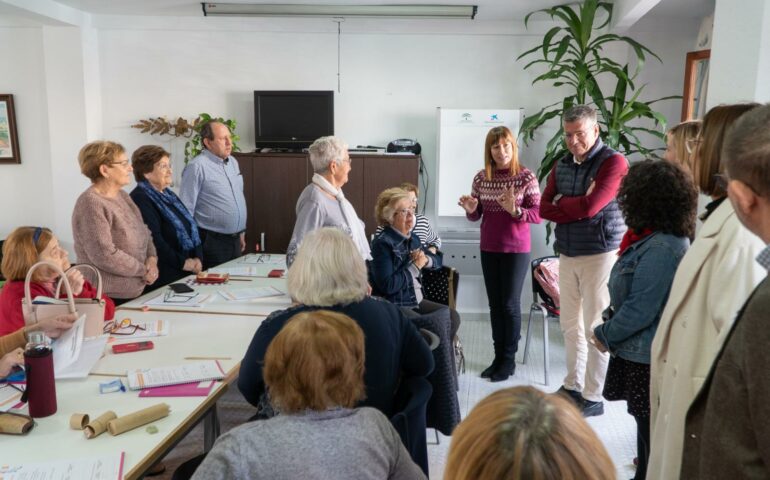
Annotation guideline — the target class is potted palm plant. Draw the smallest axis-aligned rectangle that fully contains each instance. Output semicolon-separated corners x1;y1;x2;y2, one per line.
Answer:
518;0;677;181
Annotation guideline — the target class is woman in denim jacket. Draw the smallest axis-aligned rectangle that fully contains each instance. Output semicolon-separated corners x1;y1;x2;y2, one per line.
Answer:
591;160;697;480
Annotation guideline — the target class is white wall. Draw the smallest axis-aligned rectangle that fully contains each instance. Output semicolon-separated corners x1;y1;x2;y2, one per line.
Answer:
708;0;770;105
1;10;700;282
0;27;56;239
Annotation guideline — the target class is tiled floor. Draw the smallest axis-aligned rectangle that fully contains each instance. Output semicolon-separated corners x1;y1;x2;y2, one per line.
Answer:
428;312;637;480
155;311;637;479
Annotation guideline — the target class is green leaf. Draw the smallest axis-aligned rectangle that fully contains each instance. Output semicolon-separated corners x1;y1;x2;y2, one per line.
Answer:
542;26;563;58
579;0;598;47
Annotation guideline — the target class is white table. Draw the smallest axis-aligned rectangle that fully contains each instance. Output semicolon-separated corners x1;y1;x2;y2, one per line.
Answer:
1;310;264;479
117;255;291;317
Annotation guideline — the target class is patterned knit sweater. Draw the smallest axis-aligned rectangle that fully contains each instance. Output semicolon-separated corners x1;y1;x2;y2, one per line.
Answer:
72;186;157;299
466;167;541;253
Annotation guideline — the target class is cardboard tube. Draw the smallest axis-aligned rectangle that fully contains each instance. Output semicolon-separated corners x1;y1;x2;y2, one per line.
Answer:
108;403;170;436
84;411;117;439
0;412;33;435
69;413;90;430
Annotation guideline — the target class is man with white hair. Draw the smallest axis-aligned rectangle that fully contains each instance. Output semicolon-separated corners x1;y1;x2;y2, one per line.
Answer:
681;103;770;479
286;136;370;266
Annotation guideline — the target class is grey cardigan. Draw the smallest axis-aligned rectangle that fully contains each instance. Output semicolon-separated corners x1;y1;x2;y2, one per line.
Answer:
191;407;426;480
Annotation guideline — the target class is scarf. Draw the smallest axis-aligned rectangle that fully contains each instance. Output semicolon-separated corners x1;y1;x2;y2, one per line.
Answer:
617;228;654;256
137;180;201;252
312;173;372;260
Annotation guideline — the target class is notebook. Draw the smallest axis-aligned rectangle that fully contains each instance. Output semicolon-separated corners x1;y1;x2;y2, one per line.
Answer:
126;361;225;391
138;381;216;397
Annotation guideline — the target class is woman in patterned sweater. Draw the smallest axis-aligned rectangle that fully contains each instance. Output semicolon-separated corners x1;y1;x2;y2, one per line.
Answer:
459;126;541;382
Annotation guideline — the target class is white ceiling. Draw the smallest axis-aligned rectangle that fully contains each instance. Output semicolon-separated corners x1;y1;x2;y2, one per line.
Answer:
47;0;715;22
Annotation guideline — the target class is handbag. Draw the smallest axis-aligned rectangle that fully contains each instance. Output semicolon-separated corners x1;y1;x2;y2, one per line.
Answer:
22;262;106;338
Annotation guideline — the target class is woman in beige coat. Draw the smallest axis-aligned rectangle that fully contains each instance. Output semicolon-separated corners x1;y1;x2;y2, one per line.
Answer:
647;103;766;480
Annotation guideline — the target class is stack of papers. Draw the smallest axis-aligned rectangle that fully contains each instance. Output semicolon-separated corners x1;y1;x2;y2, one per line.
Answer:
238;254;285;265
110;319;169;338
218;286;285;301
143;292;211;308
126;360;225;390
52;314;109;379
0;453;124;479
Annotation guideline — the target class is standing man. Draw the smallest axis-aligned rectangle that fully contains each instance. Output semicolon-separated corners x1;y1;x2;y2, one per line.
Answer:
180;121;247;270
681;104;770;478
539;105;628;417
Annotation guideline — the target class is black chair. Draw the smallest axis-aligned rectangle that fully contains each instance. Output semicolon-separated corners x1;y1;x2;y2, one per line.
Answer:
390;376;433;477
522;256;560;385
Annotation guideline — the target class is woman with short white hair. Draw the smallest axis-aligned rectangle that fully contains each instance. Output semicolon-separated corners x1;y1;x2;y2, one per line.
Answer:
239;227;433;418
285;136;370;266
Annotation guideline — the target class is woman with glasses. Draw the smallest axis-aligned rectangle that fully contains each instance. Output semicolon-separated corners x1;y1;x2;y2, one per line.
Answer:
286;136;370;267
648;103;767;480
374;182;441;252
130;145;202;290
371;188;460;340
664;120;701;174
72;141;158;304
0;226;114;336
458;126;541;382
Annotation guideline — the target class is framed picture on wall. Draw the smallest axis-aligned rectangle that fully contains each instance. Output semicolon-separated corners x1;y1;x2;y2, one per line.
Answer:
0;94;21;164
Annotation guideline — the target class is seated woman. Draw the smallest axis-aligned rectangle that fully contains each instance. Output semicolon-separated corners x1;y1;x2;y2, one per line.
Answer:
370;188;460;340
445;386;615;480
0;312;77;377
195;310;425;480
591;160;697;480
0;227;115;336
375;182;441;252
129;145;202;289
286;136;370;266
72;141;158;303
239;227;433;418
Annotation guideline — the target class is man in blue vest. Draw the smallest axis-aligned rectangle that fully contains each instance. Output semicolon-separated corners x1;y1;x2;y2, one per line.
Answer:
540;105;628;417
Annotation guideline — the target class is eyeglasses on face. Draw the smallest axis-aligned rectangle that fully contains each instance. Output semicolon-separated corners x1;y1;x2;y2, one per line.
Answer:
109;160;131;169
394;208;416;217
563;129;593;141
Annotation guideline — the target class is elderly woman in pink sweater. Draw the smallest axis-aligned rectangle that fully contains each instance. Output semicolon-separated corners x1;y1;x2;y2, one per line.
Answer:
72;141;158;304
458;126;541;382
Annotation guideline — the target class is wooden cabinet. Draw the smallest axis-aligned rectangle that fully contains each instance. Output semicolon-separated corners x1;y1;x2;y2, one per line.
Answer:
234;152;419;253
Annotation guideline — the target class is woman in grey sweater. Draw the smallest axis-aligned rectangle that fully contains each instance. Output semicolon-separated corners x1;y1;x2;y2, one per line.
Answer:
193;310;425;480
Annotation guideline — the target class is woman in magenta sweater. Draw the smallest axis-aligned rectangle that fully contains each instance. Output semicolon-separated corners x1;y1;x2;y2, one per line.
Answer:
458;126;541;382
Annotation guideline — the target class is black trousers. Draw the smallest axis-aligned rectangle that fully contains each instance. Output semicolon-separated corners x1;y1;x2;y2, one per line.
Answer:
480;251;530;367
634;415;650;480
199;228;242;270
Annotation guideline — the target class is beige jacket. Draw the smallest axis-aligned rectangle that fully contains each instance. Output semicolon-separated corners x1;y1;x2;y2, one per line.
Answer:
647;201;765;480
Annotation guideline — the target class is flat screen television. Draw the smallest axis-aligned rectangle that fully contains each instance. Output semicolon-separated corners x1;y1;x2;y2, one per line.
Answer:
254;90;334;150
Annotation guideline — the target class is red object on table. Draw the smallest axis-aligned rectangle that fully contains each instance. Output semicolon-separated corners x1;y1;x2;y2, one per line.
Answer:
112;341;155;354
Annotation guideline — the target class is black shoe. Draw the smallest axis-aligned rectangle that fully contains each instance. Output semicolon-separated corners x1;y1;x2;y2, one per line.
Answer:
554;386;584;407
490;362;515;382
480;362;497;379
581;399;604;417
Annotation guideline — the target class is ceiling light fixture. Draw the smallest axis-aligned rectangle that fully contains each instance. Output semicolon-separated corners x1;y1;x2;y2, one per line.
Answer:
201;3;477;19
